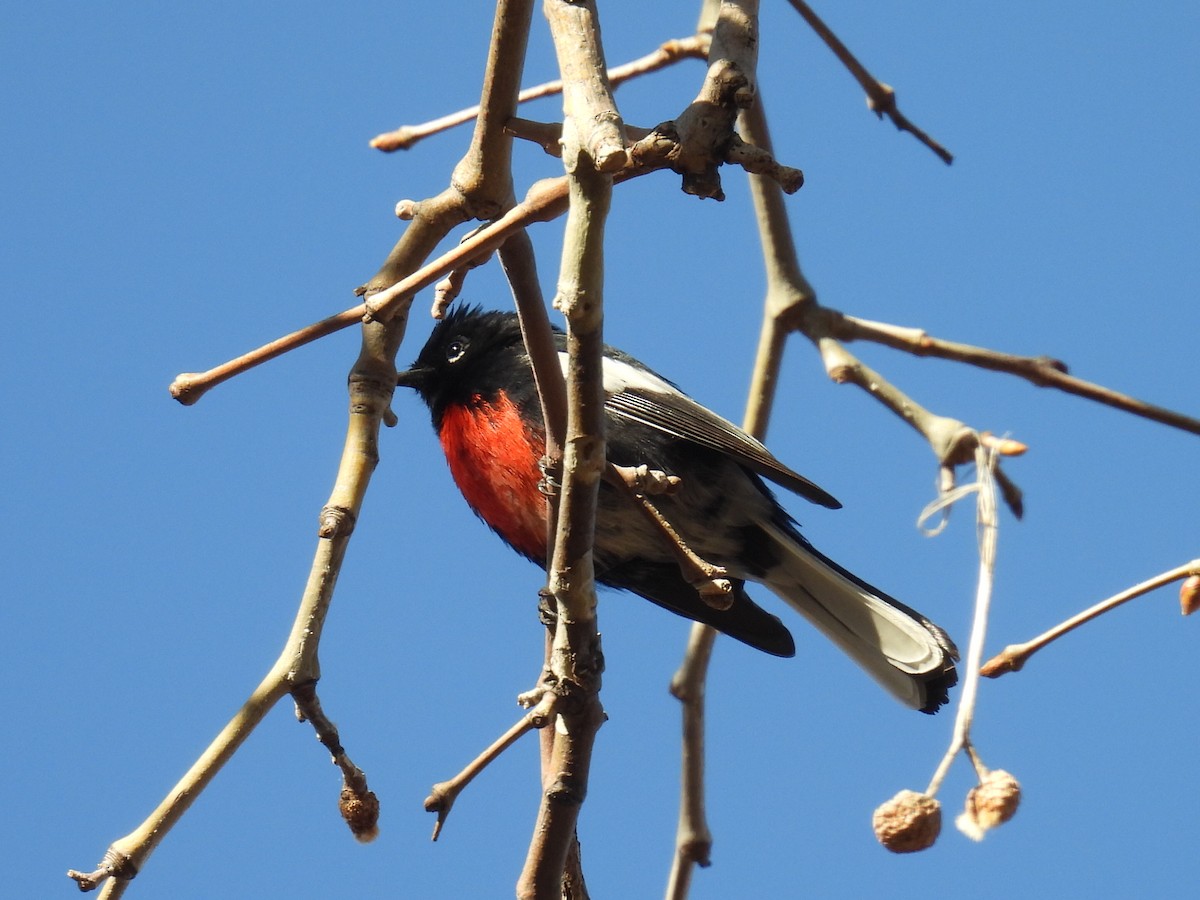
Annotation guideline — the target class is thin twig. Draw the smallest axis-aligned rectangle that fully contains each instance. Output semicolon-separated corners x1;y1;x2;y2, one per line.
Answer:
500;232;567;454
665;48;787;894
607;463;732;607
424;691;557;841
924;446;1000;798
631;0;766;201
831;313;1200;437
817;336;1026;518
981;559;1200;677
168;177;570;406
785;0;953;164
292;681;380;842
665;623;718;900
369;35;709;152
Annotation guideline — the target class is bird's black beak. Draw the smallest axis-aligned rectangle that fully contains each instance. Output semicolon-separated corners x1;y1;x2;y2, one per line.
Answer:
395;365;431;391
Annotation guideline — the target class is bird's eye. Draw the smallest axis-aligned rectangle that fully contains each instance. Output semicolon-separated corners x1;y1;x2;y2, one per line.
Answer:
445;339;468;364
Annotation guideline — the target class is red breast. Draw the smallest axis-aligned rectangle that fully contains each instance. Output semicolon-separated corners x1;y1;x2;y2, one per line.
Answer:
437;389;548;561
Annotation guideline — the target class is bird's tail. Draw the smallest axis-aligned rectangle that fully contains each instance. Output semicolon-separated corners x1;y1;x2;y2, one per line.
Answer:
760;522;959;713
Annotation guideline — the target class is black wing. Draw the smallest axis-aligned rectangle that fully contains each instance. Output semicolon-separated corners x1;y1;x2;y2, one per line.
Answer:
599;353;841;510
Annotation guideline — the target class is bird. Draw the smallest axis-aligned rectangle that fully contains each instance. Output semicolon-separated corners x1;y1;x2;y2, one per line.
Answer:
396;305;958;712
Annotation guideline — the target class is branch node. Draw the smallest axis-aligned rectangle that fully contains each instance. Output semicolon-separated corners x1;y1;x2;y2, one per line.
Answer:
67;848;138;892
318;505;356;539
865;81;897;118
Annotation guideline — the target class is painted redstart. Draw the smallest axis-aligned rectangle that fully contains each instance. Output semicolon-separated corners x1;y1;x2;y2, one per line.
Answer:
397;306;958;712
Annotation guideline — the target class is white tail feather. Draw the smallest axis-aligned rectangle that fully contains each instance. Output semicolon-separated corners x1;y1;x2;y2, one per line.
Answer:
760;523;952;710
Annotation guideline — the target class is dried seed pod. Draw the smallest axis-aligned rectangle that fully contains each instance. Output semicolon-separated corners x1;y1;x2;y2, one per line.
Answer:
957;769;1021;841
872;789;941;853
340;784;381;844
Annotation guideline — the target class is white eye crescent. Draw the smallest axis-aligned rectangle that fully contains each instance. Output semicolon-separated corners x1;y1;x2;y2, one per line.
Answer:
446;339;467;363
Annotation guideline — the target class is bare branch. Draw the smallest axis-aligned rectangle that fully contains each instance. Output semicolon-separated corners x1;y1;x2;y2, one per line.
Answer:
923;447;1001;800
665;624;718;900
168;177;570;406
738;90;817;435
633;0;765;200
832;313;1200;437
666;79;782;894
785;0;953;164
424;691;556;841
543;0;627;173
517;3;615;895
79;2;542;894
292;681;380;843
817;336;1025;517
981;559;1200;677
874;447;1025;853
370;35;709;152
501;231;567;456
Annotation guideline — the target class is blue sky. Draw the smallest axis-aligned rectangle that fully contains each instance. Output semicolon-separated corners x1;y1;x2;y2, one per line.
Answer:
4;3;1198;898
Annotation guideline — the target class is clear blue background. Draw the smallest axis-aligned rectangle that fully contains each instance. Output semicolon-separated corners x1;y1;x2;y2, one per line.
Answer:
4;3;1197;898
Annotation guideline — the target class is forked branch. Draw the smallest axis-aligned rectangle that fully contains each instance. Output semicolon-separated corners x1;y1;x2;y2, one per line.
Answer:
74;0;541;894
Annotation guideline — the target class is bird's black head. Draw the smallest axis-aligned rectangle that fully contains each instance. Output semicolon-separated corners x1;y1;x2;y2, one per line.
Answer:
396;305;528;427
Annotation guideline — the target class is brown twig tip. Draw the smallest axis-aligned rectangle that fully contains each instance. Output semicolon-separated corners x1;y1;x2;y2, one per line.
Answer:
980;432;1028;457
168;373;207;406
370;127;417;152
872;790;942;853
506;117;565;157
424;783;454;842
979;646;1026;678
340;782;381;843
726;136;804;193
1181;575;1200;616
434;270;469;317
394;199;419;220
957;770;1021;841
